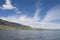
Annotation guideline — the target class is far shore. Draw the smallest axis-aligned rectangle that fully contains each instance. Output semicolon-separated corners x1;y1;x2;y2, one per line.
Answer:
0;27;60;30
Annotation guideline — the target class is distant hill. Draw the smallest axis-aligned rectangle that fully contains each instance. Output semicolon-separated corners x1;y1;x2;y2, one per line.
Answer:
0;19;31;30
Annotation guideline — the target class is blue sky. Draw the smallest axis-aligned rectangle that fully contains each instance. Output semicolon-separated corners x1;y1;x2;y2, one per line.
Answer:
0;0;37;17
0;0;60;29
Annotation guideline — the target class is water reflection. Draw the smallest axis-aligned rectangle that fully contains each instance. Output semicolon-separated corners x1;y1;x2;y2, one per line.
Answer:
0;30;60;40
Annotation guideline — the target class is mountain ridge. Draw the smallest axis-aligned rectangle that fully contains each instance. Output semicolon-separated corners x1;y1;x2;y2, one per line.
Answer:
0;19;31;30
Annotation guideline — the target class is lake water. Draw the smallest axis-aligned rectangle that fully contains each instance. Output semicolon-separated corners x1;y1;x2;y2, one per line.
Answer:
0;30;60;40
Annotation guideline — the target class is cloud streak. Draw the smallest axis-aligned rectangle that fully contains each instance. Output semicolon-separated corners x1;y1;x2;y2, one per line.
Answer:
44;5;60;21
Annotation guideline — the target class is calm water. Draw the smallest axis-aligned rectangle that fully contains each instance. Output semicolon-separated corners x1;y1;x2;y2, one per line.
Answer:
0;30;60;40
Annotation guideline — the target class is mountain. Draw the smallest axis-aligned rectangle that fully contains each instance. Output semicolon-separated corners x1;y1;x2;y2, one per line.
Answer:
0;19;31;30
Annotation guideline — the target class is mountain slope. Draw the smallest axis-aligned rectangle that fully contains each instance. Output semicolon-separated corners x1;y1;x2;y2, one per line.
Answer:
0;19;31;30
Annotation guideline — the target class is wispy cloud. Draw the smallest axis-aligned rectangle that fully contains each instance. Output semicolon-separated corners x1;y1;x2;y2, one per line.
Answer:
14;8;21;14
33;0;43;21
33;8;40;21
41;4;60;29
44;5;60;21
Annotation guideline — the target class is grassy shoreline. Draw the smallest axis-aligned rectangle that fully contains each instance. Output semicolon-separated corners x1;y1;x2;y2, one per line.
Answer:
0;25;33;30
0;26;60;30
0;25;60;30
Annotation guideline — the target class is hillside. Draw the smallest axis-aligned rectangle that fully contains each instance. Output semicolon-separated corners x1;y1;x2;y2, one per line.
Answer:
0;19;31;30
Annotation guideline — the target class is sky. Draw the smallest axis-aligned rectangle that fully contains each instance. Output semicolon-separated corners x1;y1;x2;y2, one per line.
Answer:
0;0;60;29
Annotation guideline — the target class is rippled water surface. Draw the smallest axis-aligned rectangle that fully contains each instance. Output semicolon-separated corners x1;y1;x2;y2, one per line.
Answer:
0;30;60;40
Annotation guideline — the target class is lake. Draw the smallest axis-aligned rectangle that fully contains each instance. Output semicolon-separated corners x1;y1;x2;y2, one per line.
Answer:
0;30;60;40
